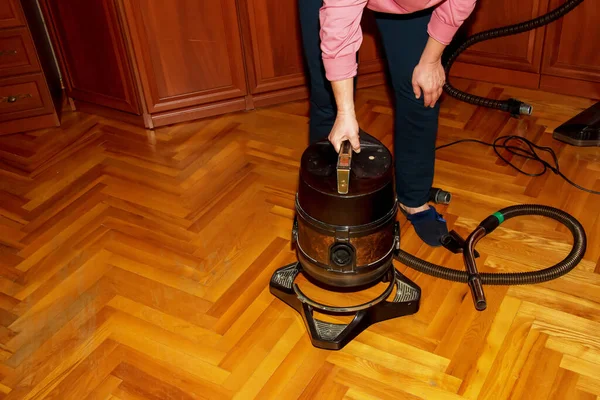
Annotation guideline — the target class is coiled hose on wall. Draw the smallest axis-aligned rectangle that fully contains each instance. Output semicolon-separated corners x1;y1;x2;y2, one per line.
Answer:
443;0;586;116
395;204;586;286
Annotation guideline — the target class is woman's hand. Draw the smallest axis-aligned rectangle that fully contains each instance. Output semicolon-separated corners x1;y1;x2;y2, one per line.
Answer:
412;36;448;108
328;111;360;153
412;59;445;108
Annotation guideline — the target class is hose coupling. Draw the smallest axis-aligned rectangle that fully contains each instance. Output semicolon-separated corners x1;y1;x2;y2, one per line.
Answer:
429;187;452;204
506;98;533;117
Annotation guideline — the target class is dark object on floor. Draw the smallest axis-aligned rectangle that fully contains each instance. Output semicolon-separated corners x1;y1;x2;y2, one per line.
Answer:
269;262;420;351
270;130;420;350
553;102;600;147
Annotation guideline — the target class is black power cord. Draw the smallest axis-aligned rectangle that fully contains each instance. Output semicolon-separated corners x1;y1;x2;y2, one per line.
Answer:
435;135;600;195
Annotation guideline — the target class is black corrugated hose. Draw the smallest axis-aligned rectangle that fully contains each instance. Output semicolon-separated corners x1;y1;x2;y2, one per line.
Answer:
443;0;586;116
395;204;586;286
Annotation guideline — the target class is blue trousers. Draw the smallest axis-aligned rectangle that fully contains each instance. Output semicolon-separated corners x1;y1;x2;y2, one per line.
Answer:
298;1;440;208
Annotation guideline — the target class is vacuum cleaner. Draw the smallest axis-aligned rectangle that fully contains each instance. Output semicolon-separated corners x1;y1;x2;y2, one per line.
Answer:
269;133;587;350
269;0;590;350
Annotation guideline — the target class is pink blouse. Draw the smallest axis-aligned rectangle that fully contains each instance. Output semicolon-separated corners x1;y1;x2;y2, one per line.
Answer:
319;0;477;81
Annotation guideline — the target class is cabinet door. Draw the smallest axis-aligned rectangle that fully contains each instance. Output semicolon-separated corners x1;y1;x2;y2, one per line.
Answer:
121;0;247;114
454;0;549;73
541;0;600;82
240;0;306;94
0;0;26;29
40;0;141;114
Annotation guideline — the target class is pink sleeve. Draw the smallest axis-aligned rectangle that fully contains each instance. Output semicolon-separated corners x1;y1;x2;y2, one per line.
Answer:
319;0;368;82
428;0;477;45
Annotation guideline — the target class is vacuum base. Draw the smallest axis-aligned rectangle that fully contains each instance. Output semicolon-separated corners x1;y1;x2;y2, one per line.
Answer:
269;262;421;350
553;101;600;147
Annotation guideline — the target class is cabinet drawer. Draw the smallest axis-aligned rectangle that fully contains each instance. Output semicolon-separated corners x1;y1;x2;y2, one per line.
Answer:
0;73;54;122
0;28;40;77
0;0;26;29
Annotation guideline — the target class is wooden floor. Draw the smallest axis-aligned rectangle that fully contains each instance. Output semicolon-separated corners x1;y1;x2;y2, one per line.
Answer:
0;78;599;400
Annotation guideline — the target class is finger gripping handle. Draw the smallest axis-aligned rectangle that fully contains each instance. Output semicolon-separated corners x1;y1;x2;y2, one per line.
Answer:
337;140;352;194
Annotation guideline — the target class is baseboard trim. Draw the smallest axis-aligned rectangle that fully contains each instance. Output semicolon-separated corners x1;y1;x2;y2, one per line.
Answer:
0;113;59;135
449;62;541;90
540;75;600;100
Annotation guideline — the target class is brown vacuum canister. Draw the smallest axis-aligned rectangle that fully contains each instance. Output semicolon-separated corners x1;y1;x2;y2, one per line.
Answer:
293;131;399;288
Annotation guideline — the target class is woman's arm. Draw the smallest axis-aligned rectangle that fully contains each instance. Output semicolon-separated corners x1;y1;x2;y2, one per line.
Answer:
319;0;367;153
414;0;477;107
329;78;360;153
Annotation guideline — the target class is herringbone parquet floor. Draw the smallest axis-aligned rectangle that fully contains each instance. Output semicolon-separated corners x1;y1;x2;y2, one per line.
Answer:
0;78;599;400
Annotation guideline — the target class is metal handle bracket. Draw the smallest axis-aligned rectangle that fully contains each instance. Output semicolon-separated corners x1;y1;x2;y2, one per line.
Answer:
337;140;352;194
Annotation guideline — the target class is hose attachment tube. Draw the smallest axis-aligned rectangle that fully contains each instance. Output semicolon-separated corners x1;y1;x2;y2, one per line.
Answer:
443;0;585;116
395;204;587;310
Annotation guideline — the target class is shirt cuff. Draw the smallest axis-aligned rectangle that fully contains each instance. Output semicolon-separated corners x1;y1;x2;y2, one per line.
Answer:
322;53;358;82
427;11;461;45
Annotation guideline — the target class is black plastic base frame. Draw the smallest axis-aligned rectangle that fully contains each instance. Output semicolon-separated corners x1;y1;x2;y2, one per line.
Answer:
269;262;421;350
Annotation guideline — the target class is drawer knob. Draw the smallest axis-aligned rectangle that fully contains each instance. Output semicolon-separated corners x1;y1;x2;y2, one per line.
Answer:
2;94;31;103
0;50;18;56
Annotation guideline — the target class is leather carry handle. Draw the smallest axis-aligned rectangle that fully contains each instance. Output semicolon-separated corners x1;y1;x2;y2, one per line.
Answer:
337;140;352;194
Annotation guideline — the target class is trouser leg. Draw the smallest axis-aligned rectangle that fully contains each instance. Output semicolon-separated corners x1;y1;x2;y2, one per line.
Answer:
298;0;337;144
374;10;440;207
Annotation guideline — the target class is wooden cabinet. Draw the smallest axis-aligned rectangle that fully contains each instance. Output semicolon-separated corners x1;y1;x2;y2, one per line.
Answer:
0;27;41;77
0;0;60;136
449;0;549;89
0;0;26;29
449;0;598;98
540;0;600;98
41;0;141;115
238;0;306;106
120;0;248;117
38;0;386;128
35;0;599;131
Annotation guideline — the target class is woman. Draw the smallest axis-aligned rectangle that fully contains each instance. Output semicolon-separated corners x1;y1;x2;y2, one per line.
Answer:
298;0;476;247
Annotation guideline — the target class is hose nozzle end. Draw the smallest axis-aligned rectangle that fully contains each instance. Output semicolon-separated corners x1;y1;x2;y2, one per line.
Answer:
506;98;533;117
520;103;533;115
468;276;487;311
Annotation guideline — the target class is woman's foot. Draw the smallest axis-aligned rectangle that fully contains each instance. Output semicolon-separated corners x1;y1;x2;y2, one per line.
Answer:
399;202;448;247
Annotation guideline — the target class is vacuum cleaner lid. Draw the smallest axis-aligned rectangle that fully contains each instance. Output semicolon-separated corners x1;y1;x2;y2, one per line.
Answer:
299;130;393;197
296;130;396;227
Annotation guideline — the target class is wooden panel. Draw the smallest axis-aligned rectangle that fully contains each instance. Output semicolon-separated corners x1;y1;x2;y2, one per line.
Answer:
454;0;549;73
0;112;58;135
0;27;40;77
151;97;247;128
0;0;26;29
358;9;385;76
241;0;306;94
541;0;600;83
40;0;141;114
121;0;247;114
0;73;54;122
540;75;600;100
450;62;541;89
